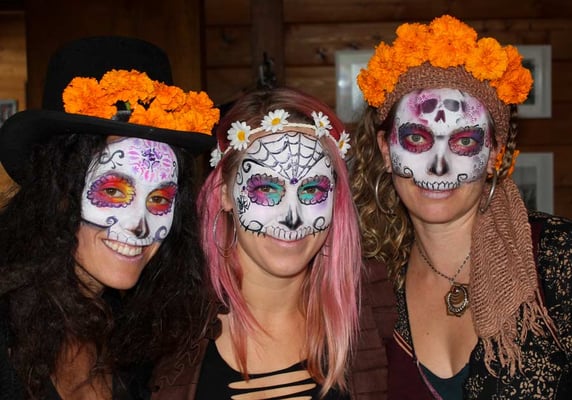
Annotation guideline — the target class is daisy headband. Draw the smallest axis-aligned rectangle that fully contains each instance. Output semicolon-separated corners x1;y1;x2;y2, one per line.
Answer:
209;109;351;167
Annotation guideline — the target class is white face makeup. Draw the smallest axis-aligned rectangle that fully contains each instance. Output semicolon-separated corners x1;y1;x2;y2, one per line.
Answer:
232;132;335;241
388;88;493;190
81;137;179;246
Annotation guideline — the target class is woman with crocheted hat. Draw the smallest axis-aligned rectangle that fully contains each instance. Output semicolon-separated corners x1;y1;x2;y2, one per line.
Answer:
352;15;571;399
150;87;361;399
0;36;219;399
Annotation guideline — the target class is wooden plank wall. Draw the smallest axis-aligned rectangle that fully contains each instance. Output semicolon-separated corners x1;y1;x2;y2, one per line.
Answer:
1;0;571;218
0;0;203;195
0;9;25;196
204;0;572;219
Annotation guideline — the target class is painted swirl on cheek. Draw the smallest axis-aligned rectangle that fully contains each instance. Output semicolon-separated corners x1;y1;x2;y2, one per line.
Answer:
246;173;285;206
147;182;178;216
398;123;434;153
298;175;331;205
449;127;485;156
87;173;134;208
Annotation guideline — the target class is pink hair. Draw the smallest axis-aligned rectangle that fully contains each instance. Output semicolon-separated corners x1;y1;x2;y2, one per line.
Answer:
197;87;361;395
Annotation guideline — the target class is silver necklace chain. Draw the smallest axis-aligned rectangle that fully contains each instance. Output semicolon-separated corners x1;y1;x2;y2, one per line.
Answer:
416;243;470;284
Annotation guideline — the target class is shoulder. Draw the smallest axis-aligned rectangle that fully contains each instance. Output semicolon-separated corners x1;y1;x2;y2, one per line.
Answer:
529;212;572;350
529;211;572;243
529;211;572;275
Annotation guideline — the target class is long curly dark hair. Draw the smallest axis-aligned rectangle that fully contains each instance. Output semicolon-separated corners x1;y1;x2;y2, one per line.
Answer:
0;133;207;398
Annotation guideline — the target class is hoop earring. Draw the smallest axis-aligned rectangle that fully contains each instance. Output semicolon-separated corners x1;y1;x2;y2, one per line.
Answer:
213;208;237;256
479;168;498;213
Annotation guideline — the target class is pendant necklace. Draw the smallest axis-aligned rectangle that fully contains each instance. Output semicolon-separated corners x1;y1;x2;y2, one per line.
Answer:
416;243;471;317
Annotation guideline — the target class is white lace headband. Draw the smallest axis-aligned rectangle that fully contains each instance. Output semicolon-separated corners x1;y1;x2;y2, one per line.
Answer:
209;109;351;167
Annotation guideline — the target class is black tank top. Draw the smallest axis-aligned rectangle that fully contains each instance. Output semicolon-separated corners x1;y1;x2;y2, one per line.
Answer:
195;340;349;399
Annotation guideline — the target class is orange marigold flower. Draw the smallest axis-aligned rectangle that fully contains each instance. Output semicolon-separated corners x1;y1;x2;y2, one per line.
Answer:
393;23;429;67
153;82;186;111
492;66;533;104
357;72;386;108
465;38;508;81
358;15;533;108
428;15;477;68
62;69;218;134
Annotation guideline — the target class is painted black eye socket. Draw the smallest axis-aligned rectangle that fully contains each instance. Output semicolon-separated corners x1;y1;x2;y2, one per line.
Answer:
443;99;460;112
420;98;438;113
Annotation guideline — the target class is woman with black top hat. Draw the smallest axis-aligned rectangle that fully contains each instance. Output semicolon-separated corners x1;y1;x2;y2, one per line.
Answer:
0;36;218;399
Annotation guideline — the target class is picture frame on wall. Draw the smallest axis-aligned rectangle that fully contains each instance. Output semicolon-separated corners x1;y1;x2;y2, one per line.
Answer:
0;99;18;127
512;152;554;214
516;45;552;118
335;49;373;123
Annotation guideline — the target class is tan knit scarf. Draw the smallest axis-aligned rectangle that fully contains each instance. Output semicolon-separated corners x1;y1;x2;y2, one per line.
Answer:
471;178;559;375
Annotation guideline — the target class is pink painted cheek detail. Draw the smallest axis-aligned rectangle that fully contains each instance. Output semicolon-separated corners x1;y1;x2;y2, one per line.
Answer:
389;127;399;145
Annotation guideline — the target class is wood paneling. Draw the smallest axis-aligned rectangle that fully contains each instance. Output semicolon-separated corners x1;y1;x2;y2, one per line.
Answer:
24;0;204;110
0;12;26;110
1;0;572;218
203;1;572;219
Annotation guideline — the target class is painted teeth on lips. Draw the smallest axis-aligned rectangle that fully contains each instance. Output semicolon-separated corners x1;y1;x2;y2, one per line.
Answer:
415;180;460;191
265;226;314;241
103;239;143;256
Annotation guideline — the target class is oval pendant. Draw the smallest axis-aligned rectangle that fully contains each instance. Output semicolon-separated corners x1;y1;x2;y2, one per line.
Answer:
445;283;469;317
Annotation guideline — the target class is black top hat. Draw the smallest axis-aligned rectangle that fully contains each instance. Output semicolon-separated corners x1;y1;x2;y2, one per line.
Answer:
0;36;218;184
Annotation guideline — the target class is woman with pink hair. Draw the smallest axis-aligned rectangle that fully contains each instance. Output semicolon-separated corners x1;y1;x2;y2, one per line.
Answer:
151;87;362;399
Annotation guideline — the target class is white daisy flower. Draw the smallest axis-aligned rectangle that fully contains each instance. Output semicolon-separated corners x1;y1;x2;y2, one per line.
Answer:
312;111;332;137
261;109;290;133
209;146;223;167
227;121;252;151
337;131;351;158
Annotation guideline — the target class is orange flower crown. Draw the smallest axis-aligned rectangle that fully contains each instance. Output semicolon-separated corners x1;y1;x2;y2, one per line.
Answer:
62;69;219;135
358;15;533;108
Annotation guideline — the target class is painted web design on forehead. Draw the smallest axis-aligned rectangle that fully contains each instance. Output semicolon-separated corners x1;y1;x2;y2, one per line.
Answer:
243;132;328;183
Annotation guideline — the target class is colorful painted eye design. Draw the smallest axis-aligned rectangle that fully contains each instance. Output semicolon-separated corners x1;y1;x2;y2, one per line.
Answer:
398;123;434;153
146;182;178;215
449;127;485;156
298;175;331;205
246;173;285;206
87;173;135;208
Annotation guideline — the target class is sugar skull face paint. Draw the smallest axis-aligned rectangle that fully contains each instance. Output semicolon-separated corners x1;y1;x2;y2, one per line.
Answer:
81;137;179;247
232;132;335;241
389;88;493;190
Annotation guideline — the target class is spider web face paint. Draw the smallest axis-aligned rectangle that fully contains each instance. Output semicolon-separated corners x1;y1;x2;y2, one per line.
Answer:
233;132;334;241
389;88;492;190
81;137;179;246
